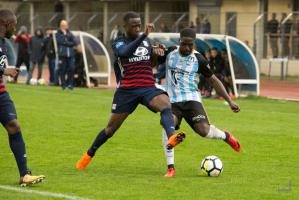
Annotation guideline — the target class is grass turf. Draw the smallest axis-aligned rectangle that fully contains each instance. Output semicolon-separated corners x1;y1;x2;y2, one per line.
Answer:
0;84;298;200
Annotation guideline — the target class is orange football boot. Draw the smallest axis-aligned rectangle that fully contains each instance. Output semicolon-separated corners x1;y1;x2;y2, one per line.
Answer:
76;152;92;170
166;131;186;150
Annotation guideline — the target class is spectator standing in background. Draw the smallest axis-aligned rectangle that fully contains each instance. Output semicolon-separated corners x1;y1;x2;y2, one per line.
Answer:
27;28;45;84
195;17;201;33
267;13;279;58
14;26;30;83
56;20;77;90
158;23;170;33
200;17;211;34
189;21;196;29
199;49;211;97
209;47;225;97
97;31;103;42
43;27;56;85
280;13;292;57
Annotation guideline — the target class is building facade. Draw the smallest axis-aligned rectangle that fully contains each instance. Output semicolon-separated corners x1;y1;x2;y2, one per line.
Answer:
1;0;298;62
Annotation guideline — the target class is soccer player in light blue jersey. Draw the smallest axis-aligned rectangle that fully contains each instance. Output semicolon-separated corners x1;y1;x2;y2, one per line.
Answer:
157;28;241;177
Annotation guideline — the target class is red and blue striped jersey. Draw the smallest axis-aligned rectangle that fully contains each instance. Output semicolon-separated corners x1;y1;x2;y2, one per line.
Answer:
0;38;7;93
112;34;155;88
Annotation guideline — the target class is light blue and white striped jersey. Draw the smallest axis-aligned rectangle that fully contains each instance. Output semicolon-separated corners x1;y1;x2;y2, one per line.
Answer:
163;48;201;103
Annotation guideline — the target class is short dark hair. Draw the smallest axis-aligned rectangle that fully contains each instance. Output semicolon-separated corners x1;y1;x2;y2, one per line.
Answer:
211;47;218;51
123;11;140;23
180;28;196;39
0;9;14;24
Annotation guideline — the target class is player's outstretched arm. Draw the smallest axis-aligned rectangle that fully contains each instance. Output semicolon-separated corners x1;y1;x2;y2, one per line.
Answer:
114;34;147;57
114;23;155;57
209;75;240;113
152;44;167;66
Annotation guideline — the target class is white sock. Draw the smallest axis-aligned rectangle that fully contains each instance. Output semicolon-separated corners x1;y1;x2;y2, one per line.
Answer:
162;128;174;166
205;125;226;140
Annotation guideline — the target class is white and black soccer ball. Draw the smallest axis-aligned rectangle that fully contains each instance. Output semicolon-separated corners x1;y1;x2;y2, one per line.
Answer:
30;78;38;85
201;155;223;177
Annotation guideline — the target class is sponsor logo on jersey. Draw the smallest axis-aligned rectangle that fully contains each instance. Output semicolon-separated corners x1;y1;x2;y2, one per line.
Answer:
112;104;117;110
133;47;148;57
129;47;150;62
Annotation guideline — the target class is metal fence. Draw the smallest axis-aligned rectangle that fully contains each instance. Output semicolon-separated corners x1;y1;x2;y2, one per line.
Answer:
14;11;299;60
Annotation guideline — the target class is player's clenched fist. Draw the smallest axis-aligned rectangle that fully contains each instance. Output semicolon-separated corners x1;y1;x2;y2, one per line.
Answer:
153;44;166;56
229;101;240;113
145;23;155;36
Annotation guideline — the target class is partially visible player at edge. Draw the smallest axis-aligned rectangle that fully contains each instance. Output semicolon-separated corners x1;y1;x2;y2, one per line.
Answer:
157;28;241;177
76;11;186;170
0;9;45;186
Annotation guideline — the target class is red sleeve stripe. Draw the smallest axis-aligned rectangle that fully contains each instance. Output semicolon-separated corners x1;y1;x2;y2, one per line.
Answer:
123;74;155;79
123;70;153;75
121;79;155;83
120;83;155;87
0;87;6;92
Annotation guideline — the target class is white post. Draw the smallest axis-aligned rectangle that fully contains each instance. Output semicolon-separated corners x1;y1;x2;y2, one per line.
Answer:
144;1;150;25
256;0;267;63
225;36;239;97
64;2;70;21
29;2;34;34
189;0;197;24
103;2;108;45
79;32;91;88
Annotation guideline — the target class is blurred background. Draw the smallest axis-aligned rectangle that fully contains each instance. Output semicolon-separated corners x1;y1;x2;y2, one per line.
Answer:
1;0;298;99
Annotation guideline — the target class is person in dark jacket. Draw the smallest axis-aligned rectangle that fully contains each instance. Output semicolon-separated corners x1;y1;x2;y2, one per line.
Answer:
56;20;77;90
27;28;45;84
200;17;211;34
13;26;30;83
209;47;225;96
43;27;56;85
267;13;279;58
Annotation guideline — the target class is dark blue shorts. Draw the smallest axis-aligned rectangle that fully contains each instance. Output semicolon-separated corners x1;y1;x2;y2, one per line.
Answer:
112;86;166;113
0;91;17;126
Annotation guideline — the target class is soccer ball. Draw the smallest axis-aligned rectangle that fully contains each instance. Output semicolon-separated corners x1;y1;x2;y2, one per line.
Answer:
38;78;46;85
29;78;37;85
201;155;223;177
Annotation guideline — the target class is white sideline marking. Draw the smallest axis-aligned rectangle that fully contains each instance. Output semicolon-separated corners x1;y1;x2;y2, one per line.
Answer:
0;185;91;200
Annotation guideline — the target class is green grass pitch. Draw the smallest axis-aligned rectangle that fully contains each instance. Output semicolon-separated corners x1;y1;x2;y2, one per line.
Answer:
0;84;298;200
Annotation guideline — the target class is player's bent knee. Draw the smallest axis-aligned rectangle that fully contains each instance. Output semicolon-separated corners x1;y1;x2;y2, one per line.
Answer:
5;120;21;135
195;123;210;137
150;94;171;111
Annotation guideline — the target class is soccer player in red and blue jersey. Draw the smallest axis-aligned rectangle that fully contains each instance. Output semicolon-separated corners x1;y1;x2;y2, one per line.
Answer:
0;9;45;186
76;12;185;170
